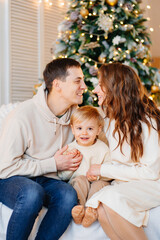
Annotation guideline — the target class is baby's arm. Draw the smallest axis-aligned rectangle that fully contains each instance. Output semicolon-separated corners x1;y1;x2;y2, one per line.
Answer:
86;164;101;182
86;148;111;182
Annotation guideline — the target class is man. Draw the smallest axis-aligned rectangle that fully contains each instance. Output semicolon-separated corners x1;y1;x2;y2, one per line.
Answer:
0;58;86;240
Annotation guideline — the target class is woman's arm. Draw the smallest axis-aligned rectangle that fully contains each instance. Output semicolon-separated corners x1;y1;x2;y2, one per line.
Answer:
87;125;160;181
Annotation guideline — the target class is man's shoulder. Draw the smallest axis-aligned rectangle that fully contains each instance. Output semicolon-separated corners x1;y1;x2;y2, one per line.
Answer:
5;99;35;125
13;99;35;115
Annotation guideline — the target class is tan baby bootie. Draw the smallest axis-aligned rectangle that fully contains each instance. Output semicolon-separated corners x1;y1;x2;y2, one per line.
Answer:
72;205;85;224
82;207;97;227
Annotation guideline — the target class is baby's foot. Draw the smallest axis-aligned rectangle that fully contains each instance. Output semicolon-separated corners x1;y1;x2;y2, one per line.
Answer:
82;207;97;227
72;205;85;224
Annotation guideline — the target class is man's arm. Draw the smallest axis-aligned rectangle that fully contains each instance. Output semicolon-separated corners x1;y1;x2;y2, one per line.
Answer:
0;118;82;179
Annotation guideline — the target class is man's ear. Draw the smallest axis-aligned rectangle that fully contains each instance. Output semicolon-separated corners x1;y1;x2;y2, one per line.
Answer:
52;79;61;91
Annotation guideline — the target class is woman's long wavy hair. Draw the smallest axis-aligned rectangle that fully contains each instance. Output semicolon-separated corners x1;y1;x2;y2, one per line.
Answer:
99;62;160;162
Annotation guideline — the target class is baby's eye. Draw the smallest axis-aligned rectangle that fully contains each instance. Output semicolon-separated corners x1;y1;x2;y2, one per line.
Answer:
77;127;82;130
88;128;93;131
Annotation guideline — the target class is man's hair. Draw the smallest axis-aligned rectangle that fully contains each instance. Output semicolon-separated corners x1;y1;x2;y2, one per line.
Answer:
70;105;104;128
43;58;81;93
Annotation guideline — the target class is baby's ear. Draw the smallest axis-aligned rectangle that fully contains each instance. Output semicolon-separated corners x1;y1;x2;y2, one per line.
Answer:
97;125;102;135
98;126;102;134
71;124;74;134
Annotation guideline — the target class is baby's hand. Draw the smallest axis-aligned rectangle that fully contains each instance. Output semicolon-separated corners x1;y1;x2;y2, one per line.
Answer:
55;146;82;171
86;164;101;182
64;148;80;157
87;175;99;182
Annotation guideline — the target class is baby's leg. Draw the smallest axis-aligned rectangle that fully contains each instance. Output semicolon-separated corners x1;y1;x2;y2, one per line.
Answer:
88;180;110;200
70;176;90;224
82;180;110;227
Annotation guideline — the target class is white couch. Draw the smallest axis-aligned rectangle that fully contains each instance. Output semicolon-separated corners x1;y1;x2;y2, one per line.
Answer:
1;203;160;240
0;103;160;240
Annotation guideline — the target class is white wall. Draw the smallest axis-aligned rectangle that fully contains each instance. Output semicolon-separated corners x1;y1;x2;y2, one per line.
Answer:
0;0;10;105
0;0;66;105
141;0;160;57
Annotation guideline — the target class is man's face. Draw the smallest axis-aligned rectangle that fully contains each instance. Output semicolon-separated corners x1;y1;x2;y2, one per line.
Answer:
58;67;87;106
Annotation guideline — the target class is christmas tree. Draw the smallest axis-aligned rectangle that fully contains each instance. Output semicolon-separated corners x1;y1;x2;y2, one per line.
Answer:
53;0;160;106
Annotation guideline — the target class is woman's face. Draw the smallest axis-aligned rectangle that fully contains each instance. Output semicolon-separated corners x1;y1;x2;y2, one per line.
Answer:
93;82;106;106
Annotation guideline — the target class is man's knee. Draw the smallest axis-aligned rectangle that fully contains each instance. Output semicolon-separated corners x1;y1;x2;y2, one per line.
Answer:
56;183;78;209
18;182;45;211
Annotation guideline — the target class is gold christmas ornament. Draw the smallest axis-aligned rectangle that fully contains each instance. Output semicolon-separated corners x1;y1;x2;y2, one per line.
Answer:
105;0;118;6
151;85;159;93
143;58;148;64
80;8;89;18
98;56;106;63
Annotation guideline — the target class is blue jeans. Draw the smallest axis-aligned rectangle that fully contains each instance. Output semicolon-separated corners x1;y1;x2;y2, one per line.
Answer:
0;176;77;240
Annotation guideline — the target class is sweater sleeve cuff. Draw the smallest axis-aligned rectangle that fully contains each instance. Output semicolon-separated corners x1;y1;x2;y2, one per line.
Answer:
39;157;57;174
100;164;107;177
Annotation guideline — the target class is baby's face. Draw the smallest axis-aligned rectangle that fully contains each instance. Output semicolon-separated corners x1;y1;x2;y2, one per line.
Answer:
71;119;101;147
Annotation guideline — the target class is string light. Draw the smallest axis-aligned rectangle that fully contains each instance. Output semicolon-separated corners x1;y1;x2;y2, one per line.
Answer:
38;0;65;7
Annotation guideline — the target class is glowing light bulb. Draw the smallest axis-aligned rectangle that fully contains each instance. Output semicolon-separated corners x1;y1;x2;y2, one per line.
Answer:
150;28;154;32
148;95;153;100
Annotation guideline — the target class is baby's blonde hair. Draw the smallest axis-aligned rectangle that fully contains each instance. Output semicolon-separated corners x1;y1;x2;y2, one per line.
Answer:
70;105;104;128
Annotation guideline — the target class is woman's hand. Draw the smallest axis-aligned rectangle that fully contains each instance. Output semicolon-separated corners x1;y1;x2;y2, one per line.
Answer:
87;164;101;182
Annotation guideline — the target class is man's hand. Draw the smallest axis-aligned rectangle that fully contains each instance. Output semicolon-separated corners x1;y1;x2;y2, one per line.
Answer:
86;164;101;182
54;145;82;171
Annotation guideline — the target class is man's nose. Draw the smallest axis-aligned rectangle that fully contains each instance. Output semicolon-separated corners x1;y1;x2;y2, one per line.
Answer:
81;80;87;90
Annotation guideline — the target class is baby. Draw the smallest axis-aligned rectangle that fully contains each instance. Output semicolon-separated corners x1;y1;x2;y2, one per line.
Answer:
58;105;111;227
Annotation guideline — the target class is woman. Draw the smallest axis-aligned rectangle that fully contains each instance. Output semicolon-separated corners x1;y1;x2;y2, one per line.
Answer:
86;62;160;240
